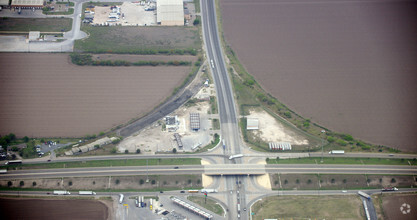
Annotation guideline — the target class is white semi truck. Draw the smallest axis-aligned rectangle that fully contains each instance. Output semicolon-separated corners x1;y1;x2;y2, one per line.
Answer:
53;190;70;195
229;154;243;160
329;150;345;155
119;194;124;204
201;189;218;193
78;191;97;195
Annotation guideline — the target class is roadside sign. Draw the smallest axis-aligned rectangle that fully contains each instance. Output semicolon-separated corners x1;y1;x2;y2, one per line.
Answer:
123;204;128;207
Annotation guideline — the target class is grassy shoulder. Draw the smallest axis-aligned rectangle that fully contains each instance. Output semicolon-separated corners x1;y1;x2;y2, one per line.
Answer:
251;195;363;219
43;8;74;15
5;158;201;170
75;25;200;55
267;157;417;166
0;18;72;32
187;196;224;216
193;133;220;153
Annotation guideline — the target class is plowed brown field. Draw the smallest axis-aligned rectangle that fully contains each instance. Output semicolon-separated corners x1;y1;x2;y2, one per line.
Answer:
0;198;109;220
0;53;192;137
382;193;417;220
221;0;417;151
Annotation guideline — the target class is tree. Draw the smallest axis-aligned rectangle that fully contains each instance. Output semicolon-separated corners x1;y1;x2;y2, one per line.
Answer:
139;179;144;185
7;181;12;187
151;180;156;185
296;179;300;184
193;17;200;25
188;179;192;184
110;147;117;154
68;181;72;186
19;181;24;187
115;179;120;185
173;148;177;153
23;136;29;142
94;144;100;149
136;149;141;154
331;178;335;183
32;181;37;186
9;133;16;141
163;181;167;185
391;178;396;183
125;149;129;154
284;179;288;184
274;180;279;185
307;179;312;184
343;179;347;184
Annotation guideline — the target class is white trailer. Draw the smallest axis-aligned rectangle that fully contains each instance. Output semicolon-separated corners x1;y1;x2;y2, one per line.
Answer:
78;191;96;195
0;169;7;174
358;191;371;200
53;190;70;195
229;154;243;160
119;194;124;204
201;189;218;193
329;150;345;154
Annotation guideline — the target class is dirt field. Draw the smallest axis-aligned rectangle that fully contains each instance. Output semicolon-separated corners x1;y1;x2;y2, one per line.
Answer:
0;198;109;220
221;0;417;151
118;86;215;153
0;18;72;32
378;193;417;220
252;195;363;219
0;53;192;138
248;108;308;145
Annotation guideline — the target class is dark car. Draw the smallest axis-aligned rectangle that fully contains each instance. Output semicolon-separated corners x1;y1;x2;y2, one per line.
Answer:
160;191;164;193
174;166;179;169
180;190;185;193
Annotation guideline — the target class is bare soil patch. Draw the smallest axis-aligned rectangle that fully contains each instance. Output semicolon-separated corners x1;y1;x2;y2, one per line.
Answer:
0;53;192;138
380;193;417;220
221;0;417;151
248;109;308;145
0;197;109;220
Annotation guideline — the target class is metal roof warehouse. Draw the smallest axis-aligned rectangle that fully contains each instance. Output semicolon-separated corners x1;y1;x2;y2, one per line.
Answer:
11;0;44;7
157;0;184;26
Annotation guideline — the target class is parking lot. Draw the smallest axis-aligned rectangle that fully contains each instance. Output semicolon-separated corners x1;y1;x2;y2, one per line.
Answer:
118;193;222;220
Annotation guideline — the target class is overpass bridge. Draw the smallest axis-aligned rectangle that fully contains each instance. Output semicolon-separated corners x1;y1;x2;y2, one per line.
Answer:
204;164;266;176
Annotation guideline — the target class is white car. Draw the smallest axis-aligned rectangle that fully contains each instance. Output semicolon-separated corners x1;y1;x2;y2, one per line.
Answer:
342;190;347;193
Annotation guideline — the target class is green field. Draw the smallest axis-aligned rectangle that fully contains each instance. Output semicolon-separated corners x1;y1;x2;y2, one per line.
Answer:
0;18;72;32
252;195;363;219
75;26;200;54
188;196;224;216
6;158;201;170
267;157;417;166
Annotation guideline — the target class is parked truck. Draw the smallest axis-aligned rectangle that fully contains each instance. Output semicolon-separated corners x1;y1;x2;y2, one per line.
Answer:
329;150;345;155
78;191;96;195
358;191;371;200
0;169;7;174
229;154;243;160
53;190;70;195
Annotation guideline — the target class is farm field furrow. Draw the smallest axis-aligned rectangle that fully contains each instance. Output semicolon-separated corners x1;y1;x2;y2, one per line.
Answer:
221;0;417;151
0;53;193;138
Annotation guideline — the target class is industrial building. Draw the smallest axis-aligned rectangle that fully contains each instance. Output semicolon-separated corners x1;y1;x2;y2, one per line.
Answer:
246;118;259;130
190;113;200;131
171;197;213;220
11;0;44;8
0;0;9;7
156;0;184;26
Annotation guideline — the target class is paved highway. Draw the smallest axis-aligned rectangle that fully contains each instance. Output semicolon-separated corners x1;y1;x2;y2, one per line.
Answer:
201;0;248;218
2;164;415;179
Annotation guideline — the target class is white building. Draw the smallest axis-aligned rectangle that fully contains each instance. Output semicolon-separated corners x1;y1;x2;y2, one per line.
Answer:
157;0;184;26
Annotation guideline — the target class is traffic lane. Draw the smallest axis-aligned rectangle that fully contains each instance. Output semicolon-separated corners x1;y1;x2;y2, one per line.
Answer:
266;164;417;170
21;153;227;164
0;166;205;179
309;152;417;159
